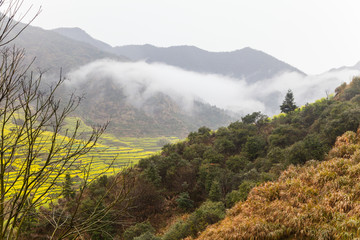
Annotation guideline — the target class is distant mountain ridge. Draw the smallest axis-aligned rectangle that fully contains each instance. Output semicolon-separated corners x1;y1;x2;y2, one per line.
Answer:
9;24;313;137
53;27;114;53
329;61;360;72
113;44;306;82
9;24;125;73
5;23;234;137
53;27;306;82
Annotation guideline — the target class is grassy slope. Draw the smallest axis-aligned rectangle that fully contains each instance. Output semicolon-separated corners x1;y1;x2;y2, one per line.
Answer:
196;130;360;239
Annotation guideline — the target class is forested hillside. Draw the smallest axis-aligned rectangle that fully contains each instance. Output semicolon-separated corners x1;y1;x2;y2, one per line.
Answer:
18;78;360;239
197;129;360;239
37;77;359;239
5;1;360;239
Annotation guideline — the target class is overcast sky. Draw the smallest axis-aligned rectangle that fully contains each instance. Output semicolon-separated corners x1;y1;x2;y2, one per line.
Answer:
20;0;360;74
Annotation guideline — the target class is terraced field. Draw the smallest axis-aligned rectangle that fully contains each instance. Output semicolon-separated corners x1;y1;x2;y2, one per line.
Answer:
2;117;179;201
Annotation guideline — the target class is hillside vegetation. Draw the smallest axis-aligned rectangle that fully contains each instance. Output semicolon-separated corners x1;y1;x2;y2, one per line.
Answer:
196;129;360;239
13;75;360;239
103;77;360;240
16;77;360;239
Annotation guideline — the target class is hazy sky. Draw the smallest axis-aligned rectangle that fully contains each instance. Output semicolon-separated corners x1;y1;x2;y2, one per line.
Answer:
20;0;360;74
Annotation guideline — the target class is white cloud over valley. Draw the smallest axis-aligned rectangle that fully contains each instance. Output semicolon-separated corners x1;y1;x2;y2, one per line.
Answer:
66;59;360;117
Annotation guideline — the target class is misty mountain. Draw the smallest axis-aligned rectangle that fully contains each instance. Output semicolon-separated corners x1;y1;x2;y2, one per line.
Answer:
12;24;356;138
53;27;114;54
53;27;305;82
10;24;125;73
67;71;234;137
4;23;233;137
113;45;306;82
329;61;360;73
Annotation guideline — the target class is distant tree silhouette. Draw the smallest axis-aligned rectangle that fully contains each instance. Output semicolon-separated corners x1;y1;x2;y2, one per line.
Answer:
280;89;298;113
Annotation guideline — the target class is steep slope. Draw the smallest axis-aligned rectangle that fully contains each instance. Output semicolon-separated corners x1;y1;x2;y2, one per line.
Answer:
112;44;306;82
10;23;124;73
197;129;360;239
52;27;305;82
52;27;114;53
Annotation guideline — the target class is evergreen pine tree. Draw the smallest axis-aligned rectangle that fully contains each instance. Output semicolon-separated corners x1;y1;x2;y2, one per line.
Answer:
63;173;75;200
176;192;194;211
143;163;161;186
209;180;222;201
280;89;298;113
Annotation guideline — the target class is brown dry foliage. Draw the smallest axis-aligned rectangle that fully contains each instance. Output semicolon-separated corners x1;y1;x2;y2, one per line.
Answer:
196;129;360;239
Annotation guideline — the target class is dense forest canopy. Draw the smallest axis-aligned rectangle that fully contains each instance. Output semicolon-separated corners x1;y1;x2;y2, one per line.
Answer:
197;129;360;239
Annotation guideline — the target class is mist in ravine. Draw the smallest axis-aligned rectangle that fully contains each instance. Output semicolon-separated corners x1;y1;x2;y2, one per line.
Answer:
66;59;360;116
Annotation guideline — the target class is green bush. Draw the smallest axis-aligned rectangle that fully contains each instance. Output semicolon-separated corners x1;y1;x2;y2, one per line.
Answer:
176;192;194;211
214;138;236;154
287;141;307;165
268;125;304;148
186;201;225;237
134;232;160;240
123;221;155;240
225;181;256;207
162;220;188;240
243;136;267;161
226;155;249;173
208;180;222;201
162;201;225;240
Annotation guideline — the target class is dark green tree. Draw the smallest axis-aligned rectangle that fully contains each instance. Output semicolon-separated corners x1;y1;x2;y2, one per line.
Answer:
241;111;268;125
162;201;225;240
62;173;75;200
123;221;156;240
209;180;222;201
280;89;298;113
225;181;257;207
18;199;38;238
176;192;194;211
143;163;161;186
134;232;161;240
243;136;267;161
